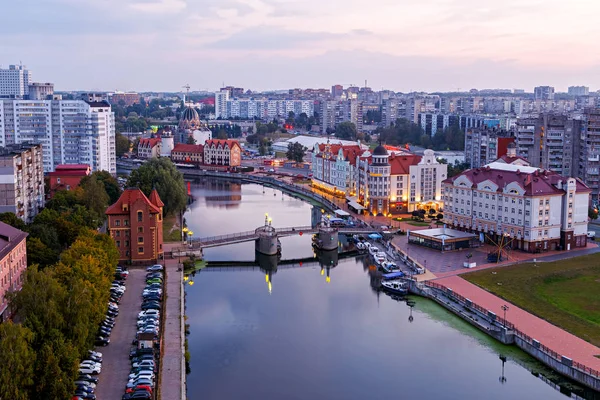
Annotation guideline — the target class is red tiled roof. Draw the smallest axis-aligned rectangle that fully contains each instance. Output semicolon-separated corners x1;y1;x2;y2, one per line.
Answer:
205;139;240;149
139;138;161;148
55;164;90;170
106;188;161;215
149;189;164;208
444;165;591;196
47;164;91;177
389;153;421;175
0;221;27;261
171;143;204;153
315;144;362;163
497;155;530;165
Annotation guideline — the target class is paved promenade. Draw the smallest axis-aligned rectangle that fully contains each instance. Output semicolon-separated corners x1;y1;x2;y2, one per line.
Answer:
435;275;600;372
159;253;185;400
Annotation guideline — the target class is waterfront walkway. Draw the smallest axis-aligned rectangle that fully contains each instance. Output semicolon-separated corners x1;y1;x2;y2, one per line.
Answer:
435;275;600;372
159;250;185;400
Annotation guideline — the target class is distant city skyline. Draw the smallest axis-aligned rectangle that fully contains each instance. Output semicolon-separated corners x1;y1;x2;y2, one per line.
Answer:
2;0;599;92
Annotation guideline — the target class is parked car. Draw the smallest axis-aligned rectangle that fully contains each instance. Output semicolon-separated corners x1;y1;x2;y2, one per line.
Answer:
146;264;163;272
95;336;110;346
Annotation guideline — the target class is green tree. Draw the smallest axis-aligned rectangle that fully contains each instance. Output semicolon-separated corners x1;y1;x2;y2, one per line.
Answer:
286;142;306;163
335;121;358;140
589;207;598;220
186;136;196;144
115;132;130;157
217;130;228;139
81;171;122;205
0;212;27;231
286;111;295;125
26;237;59;269
126;158;187;215
0;321;35;400
80;175;109;225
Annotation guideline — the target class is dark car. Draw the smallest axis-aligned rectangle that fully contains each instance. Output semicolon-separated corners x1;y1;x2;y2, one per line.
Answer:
95;337;110;346
75;385;94;393
78;374;99;383
74;392;96;400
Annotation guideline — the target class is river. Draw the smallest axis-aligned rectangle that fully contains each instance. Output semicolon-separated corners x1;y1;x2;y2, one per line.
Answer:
183;179;595;400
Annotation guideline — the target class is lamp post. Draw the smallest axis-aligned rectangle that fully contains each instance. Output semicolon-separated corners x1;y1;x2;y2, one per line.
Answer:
188;231;194;248
501;304;509;325
182;227;189;244
499;355;507;384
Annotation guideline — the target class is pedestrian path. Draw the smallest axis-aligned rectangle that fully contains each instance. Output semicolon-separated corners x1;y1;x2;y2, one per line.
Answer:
435;275;600;371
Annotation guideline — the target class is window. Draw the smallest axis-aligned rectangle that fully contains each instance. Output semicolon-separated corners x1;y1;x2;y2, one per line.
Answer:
126;251;130;256
138;227;144;233
138;211;143;222
116;231;120;237
116;240;120;247
525;210;530;216
544;230;548;236
138;236;144;244
138;247;144;253
125;240;129;247
511;218;515;224
545;200;550;205
539;199;544;206
115;220;120;226
124;219;129;226
57;177;61;184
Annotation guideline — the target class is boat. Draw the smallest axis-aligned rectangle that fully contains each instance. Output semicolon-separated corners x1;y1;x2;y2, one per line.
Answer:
373;253;387;265
356;242;367;251
368;246;380;256
380;261;400;273
381;280;408;295
382;271;405;280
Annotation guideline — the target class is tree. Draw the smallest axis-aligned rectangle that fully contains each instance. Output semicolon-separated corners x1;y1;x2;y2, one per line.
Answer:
26;237;59;269
186;136;196;144
81;171;121;205
0;212;27;231
436;213;444;220
589;207;598;220
286;142;306;163
0;321;35;400
217;130;228;139
126;158;187;215
80;176;109;225
115;132;130;157
335;122;357;140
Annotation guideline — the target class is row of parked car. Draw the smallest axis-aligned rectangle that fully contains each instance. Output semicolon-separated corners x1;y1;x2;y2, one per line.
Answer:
122;264;164;400
72;266;129;399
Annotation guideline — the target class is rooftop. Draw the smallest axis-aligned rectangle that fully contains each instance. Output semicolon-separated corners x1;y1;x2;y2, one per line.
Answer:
411;228;476;241
0;221;28;261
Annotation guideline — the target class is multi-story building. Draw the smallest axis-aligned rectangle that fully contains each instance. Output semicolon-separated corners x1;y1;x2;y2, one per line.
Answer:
47;164;91;198
464;127;515;168
170;143;204;166
0;221;28;321
28;83;54;100
0;98;116;173
106;188;164;264
137;138;161;159
331;85;344;98
578;108;600;202
203;139;241;167
0;143;45;222
319;100;363;134
442;162;589;252
224;99;314;120
407;149;447;212
310;141;362;196
214;90;230;118
534;86;555;101
357;144;391;215
0;64;31;98
109;92;140;106
382;99;400;127
568;86;589;97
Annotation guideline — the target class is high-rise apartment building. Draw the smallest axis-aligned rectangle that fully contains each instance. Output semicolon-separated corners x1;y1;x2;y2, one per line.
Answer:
0;65;32;98
568;86;589;97
534;86;555;101
0;98;116;173
382;99;400;127
27;83;54;100
464;127;516;168
331;85;344;98
0;143;45;222
578;108;600;202
214;90;230;118
319;100;363;134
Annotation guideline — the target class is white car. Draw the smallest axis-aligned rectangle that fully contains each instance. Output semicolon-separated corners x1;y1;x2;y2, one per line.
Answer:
132;359;155;369
79;367;101;375
139;310;160;318
88;350;103;358
80;360;101;368
128;371;155;380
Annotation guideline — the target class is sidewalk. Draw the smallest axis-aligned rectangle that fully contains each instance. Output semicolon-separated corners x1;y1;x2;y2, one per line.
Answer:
435;275;600;372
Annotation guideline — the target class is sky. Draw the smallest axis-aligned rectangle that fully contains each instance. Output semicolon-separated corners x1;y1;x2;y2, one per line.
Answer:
2;0;599;93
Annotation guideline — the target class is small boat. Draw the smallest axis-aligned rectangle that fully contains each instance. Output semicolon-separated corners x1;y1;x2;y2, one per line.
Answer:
381;280;408;295
382;271;405;280
368;246;380;256
374;253;387;265
380;261;400;273
356;242;367;251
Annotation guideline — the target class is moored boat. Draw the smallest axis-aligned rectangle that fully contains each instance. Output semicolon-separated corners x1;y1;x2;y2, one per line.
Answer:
381;280;408;295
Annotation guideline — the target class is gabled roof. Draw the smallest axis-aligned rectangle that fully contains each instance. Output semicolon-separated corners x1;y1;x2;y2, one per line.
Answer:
496;155;531;165
149;189;164;208
205;139;240;149
0;221;28;261
139;138;161;148
172;143;204;153
106;188;161;215
388;153;422;175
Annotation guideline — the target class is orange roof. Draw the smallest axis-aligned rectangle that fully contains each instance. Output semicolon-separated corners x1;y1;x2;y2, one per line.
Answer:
389;153;421;175
316;144;362;163
172;143;204;153
106;188;161;215
205;139;240;149
54;164;91;171
149;189;164;208
139;138;161;148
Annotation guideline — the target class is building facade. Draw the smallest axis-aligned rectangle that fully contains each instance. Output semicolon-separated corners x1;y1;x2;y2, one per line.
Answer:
203;139;241;167
110;92;139;106
214;90;230;118
137;138;161;159
0;143;45;222
568;86;589;97
310;141;361;196
579;108;600;203
28;83;54;100
0;221;28;321
0;98;116;173
464;127;515;168
106;188;164;264
442;162;589;252
170;143;204;166
47;164;91;198
0;64;31;98
534;86;555;101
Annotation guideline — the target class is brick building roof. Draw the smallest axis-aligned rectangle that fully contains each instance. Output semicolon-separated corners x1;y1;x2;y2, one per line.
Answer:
389;153;421;175
171;143;204;153
139;138;161;148
106;188;161;215
47;164;91;177
0;221;27;261
205;139;240;149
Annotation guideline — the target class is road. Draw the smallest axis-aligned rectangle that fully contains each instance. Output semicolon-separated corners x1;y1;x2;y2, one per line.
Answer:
94;269;146;400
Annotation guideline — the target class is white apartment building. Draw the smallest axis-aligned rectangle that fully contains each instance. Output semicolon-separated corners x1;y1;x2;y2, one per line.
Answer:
442;162;589;253
0;98;116;173
223;99;314;120
214;90;230;118
0;65;31;97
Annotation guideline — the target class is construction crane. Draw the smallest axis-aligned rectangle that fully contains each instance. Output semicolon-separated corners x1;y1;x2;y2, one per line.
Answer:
182;84;191;104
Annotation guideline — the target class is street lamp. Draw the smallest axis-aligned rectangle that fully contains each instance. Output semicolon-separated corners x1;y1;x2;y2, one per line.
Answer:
188;230;194;247
182;227;189;244
501;304;509;325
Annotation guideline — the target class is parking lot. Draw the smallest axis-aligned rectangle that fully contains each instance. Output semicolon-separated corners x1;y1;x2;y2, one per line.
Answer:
95;268;147;400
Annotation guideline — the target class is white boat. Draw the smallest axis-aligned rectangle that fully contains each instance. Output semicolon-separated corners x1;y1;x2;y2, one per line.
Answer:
356;242;366;251
381;261;400;273
368;246;380;256
381;280;408;295
374;253;387;265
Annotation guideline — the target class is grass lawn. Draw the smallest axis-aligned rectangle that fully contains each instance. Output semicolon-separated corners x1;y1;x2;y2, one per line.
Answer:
406;220;432;227
163;214;182;243
463;254;600;346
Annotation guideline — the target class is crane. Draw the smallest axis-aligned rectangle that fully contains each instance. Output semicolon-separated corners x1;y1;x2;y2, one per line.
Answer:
182;84;191;104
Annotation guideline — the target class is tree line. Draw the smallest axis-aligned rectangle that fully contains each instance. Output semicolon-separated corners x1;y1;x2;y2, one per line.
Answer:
0;174;121;399
376;118;465;151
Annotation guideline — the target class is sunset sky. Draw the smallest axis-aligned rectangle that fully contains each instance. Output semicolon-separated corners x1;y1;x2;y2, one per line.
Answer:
2;0;599;92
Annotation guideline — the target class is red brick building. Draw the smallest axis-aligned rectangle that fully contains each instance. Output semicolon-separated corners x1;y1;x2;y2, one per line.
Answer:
203;139;242;167
47;164;91;198
0;221;28;321
171;143;204;166
106;188;164;264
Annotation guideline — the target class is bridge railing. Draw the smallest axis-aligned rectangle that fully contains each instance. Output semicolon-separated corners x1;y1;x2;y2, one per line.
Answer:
193;229;258;244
